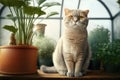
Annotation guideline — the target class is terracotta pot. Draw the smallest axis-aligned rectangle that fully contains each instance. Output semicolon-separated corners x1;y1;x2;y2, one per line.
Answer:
34;23;46;37
0;45;38;74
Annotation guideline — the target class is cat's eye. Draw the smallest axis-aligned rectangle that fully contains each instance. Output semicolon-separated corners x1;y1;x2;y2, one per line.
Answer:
80;16;84;18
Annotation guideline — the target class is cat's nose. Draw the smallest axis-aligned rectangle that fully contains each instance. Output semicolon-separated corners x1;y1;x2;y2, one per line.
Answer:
73;17;79;22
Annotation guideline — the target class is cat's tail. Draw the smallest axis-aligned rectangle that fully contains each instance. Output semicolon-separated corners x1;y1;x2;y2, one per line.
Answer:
40;65;57;73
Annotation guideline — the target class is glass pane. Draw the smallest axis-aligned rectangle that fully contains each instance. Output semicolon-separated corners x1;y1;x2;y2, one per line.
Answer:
102;0;120;16
63;0;79;9
0;7;10;17
88;20;111;33
35;19;60;41
62;0;79;16
79;0;110;18
114;14;120;39
40;0;62;18
0;19;12;45
88;20;112;40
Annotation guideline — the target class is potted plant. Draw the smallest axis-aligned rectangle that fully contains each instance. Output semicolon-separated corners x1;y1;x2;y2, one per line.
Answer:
0;0;60;74
88;26;110;70
33;36;56;68
33;24;56;68
101;39;120;73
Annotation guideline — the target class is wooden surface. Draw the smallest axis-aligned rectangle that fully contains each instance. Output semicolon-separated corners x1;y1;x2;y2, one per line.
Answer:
0;70;120;80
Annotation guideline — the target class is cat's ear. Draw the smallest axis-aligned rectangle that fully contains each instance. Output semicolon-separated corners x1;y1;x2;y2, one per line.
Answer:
83;10;89;16
64;8;71;16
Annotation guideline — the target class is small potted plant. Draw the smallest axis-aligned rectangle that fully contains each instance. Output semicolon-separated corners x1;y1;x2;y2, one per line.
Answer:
33;36;56;68
101;39;120;73
33;24;56;68
88;26;110;70
0;0;60;74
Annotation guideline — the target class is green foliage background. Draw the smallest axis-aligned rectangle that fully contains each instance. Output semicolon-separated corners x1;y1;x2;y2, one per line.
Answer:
88;25;110;61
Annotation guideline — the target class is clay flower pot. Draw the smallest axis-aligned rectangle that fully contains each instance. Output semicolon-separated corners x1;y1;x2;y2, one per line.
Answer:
0;45;38;74
33;23;46;37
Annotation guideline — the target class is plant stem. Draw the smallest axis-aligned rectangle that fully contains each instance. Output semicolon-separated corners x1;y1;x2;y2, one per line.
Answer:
16;7;22;44
8;7;17;28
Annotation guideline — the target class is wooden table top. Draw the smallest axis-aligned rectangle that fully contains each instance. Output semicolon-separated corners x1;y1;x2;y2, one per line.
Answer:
0;70;120;80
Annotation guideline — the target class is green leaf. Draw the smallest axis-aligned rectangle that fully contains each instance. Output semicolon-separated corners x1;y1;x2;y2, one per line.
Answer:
118;0;120;5
42;2;61;7
23;6;46;16
46;12;59;18
0;0;25;8
3;25;18;33
37;0;46;6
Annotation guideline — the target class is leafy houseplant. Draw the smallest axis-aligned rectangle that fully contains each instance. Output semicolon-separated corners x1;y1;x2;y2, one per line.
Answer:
0;0;60;45
33;36;56;67
101;39;120;73
33;24;56;67
88;26;110;70
0;0;60;74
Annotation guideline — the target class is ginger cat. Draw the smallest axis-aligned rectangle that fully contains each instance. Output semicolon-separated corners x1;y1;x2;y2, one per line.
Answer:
40;8;91;77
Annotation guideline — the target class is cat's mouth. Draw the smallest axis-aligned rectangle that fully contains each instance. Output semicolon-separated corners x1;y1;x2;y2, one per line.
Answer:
72;24;79;28
73;22;79;26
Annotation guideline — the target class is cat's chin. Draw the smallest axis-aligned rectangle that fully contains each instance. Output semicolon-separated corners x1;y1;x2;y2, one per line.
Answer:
72;24;80;28
73;26;78;28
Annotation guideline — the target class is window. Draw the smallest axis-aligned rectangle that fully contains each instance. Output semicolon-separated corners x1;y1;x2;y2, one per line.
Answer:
0;0;120;45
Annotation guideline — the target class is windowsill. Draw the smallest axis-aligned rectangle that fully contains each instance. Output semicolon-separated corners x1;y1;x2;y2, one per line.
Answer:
0;70;120;80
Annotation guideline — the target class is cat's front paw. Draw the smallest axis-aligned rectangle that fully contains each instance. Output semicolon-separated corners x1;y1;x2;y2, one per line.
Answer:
67;72;74;77
74;72;83;77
